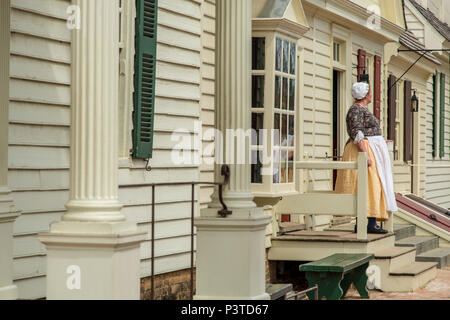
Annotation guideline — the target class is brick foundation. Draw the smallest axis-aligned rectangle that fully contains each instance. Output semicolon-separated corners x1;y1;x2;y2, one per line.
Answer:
141;269;196;300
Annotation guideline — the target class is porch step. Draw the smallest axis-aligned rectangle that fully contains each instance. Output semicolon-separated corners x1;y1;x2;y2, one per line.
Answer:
374;246;416;259
371;247;417;280
395;236;439;255
381;262;438;292
416;248;450;269
389;261;438;276
393;224;416;241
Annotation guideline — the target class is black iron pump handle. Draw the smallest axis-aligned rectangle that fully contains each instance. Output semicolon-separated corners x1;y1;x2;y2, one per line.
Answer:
218;165;232;218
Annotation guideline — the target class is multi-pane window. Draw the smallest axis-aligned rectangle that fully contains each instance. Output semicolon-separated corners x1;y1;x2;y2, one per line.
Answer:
273;38;296;184
250;35;297;194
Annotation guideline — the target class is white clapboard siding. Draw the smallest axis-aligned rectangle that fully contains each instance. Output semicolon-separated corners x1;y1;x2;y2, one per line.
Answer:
8;0;71;300
8;0;204;300
299;14;333;189
199;0;215;208
425;72;450;208
404;4;425;44
120;0;203;286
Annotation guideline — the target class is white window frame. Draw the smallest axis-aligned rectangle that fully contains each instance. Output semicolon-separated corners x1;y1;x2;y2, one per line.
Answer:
251;31;299;197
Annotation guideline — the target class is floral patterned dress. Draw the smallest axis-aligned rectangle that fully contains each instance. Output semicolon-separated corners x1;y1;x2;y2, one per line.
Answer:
346;104;382;143
335;104;389;221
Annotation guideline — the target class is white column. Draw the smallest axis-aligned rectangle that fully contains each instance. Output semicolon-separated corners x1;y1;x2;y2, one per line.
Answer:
39;0;145;300
194;0;270;300
0;0;20;300
206;0;257;212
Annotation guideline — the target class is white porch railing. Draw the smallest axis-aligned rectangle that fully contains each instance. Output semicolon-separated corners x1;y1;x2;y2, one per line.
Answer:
275;152;393;240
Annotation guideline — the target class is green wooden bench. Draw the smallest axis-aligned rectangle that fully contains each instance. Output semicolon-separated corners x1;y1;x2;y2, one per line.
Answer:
299;253;374;300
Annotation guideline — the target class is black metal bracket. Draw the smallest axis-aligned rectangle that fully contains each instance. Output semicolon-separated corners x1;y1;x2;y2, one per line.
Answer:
144;158;152;172
218;165;232;218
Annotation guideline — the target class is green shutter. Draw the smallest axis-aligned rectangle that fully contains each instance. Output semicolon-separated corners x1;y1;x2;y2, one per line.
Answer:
440;73;445;158
432;73;438;158
133;0;158;159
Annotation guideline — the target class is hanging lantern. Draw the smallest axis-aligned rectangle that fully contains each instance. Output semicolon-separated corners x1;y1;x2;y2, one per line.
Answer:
411;90;419;112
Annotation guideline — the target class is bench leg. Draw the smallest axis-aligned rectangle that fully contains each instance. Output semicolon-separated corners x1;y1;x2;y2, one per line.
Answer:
340;276;352;297
343;263;370;299
305;272;344;300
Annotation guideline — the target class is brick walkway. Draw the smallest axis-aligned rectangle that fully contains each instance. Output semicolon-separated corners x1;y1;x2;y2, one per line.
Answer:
344;266;450;300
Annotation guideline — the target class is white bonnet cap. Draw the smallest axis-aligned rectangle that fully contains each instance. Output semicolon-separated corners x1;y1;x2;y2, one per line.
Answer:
352;82;370;100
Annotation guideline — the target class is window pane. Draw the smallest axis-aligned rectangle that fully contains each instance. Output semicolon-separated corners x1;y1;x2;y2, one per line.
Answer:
252;75;264;108
274;113;280;146
251;113;264;146
251;151;263;184
252;37;265;70
276;38;282;71
290;42;296;75
288;161;294;183
275;76;281;109
273;150;280;183
289;115;295;147
282;77;288;110
283;40;289;73
289;79;295;111
282;114;288;146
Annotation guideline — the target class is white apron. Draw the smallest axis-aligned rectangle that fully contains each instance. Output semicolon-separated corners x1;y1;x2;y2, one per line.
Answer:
367;136;398;212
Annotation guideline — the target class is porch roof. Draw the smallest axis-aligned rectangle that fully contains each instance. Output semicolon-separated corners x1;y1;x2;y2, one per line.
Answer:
399;30;441;64
253;0;291;18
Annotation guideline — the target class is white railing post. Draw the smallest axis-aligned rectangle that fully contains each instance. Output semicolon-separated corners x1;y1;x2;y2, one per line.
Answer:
357;152;368;240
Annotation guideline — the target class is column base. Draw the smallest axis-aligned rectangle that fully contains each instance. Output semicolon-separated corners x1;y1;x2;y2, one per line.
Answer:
194;208;271;300
39;221;146;300
0;285;18;300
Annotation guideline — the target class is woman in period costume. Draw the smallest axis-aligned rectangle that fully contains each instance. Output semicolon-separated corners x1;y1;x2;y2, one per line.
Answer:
335;82;398;234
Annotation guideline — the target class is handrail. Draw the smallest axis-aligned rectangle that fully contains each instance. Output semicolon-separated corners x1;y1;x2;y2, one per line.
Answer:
286;285;319;300
121;165;231;300
296;160;358;170
277;152;369;240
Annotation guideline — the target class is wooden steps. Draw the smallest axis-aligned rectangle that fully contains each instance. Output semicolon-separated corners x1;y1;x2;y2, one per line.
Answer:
416;248;450;268
368;224;446;292
268;222;442;293
390;261;438;276
395;236;440;255
379;261;438;292
393;224;415;241
269;229;395;262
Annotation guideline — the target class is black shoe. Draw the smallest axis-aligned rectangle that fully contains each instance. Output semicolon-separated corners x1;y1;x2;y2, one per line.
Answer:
354;225;388;234
367;225;388;234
